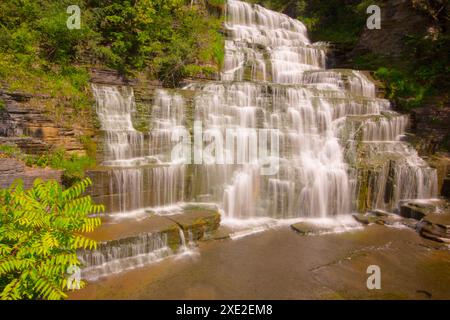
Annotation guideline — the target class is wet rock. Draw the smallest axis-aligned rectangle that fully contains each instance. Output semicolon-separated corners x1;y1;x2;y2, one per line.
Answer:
203;226;232;241
78;208;223;278
353;211;405;227
371;209;392;217
417;213;450;243
375;216;400;227
352;213;379;225
401;218;419;230
428;156;450;193
400;201;439;220
167;209;221;241
87;215;181;250
88;215;179;243
291;222;332;235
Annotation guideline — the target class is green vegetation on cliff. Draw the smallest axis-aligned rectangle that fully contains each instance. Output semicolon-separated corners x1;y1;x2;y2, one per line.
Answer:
249;0;372;46
0;0;224;95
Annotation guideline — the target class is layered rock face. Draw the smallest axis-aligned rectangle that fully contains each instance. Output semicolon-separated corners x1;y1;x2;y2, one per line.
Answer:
0;90;94;155
0;157;62;189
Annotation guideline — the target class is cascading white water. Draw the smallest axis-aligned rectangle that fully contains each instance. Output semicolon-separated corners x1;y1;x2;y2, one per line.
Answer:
187;0;437;218
223;0;326;83
91;0;438;220
150;90;187;162
79;232;172;281
91;85;186;214
203;0;352;219
91;84;144;164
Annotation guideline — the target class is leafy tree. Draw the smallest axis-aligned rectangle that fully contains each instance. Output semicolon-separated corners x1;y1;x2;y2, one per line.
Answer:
91;0;223;84
0;178;103;300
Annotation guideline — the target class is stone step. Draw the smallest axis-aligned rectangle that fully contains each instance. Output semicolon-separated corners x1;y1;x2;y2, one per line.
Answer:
399;200;443;220
87;208;221;248
78;208;221;280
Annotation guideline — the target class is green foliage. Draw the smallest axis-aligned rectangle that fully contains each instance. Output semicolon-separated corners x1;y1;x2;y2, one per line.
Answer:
250;0;374;46
86;0;223;84
79;135;97;159
353;33;450;111
0;0;224;93
207;0;226;5
0;178;103;300
403;33;450;92
300;0;379;46
27;151;95;187
0;0;93;106
375;67;426;109
0;145;21;158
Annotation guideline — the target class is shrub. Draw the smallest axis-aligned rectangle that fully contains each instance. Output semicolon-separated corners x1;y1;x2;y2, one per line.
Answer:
0;178;103;300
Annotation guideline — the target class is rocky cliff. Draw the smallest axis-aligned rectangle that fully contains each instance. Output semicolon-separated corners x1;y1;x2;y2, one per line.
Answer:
0;89;95;155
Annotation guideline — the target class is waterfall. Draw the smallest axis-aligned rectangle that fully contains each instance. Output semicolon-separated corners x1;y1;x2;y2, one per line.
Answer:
91;85;187;214
203;0;352;218
212;0;437;217
91;84;144;164
90;0;438;221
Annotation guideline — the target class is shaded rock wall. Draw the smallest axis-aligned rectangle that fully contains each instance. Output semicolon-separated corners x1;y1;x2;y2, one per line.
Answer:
0;157;62;189
352;0;432;57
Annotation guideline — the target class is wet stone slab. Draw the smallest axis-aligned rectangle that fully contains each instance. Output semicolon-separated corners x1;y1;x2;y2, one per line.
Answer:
352;213;380;225
77;209;222;281
291;222;334;235
88;215;179;243
352;211;403;226
165;209;221;241
203;226;233;241
84;209;221;252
